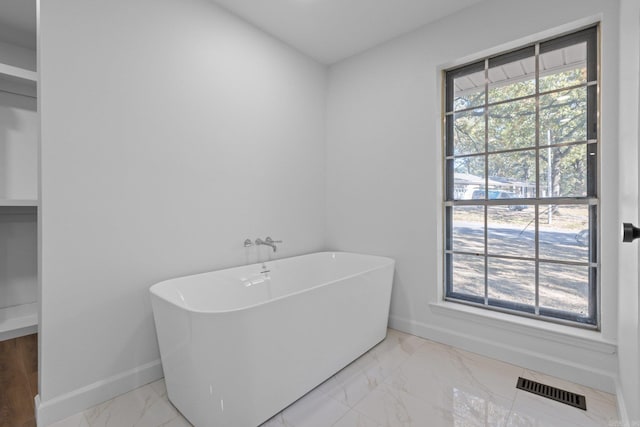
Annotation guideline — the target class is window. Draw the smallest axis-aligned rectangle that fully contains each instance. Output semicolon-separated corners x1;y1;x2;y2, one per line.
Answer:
443;26;598;327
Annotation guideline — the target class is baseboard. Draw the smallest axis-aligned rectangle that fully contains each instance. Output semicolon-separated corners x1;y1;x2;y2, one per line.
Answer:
614;378;631;427
35;359;163;426
388;315;617;394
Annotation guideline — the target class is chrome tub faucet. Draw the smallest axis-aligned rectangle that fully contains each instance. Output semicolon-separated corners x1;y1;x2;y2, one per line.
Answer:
255;236;282;252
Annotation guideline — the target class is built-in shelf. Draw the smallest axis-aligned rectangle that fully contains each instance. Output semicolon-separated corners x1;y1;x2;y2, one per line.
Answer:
0;200;38;215
0;62;37;84
0;62;37;98
0;54;38;343
0;199;38;207
0;302;38;341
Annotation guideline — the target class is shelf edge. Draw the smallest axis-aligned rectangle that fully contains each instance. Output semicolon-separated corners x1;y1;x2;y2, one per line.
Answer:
0;199;38;207
0;302;38;341
0;62;37;83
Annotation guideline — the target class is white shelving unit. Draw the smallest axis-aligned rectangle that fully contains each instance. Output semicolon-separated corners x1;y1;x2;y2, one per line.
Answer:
0;61;37;98
0;303;37;341
0;58;38;341
0;62;37;83
0;199;38;207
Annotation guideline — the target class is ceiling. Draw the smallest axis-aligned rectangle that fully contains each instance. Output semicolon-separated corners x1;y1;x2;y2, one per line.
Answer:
0;0;36;49
0;0;487;62
210;0;485;64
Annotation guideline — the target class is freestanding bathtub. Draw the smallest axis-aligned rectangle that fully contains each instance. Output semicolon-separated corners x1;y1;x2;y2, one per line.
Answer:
150;251;394;427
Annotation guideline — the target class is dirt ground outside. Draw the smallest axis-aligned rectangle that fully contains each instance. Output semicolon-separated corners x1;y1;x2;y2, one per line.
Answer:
450;204;590;317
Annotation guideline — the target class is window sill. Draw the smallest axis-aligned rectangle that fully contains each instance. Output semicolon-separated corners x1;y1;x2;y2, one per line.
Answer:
429;301;616;355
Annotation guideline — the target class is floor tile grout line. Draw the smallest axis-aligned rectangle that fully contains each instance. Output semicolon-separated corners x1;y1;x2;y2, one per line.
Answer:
354;406;385;426
330;408;353;427
333;407;382;427
504;368;527;423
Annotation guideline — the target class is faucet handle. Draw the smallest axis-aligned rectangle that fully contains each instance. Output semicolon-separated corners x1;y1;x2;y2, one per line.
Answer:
265;236;282;244
244;238;254;247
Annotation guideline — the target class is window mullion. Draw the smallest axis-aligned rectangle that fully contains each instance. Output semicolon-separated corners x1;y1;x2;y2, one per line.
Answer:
534;42;541;316
483;57;489;306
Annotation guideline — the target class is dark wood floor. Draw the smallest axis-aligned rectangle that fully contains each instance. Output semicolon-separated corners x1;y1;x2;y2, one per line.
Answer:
0;334;37;427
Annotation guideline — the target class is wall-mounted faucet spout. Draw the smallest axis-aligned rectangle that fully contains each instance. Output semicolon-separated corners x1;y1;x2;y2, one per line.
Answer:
255;236;282;252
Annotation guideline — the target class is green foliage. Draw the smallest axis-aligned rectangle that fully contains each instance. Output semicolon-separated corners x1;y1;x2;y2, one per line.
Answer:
452;68;589;197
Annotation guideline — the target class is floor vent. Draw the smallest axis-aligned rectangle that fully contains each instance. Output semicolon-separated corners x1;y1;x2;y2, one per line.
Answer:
516;377;587;410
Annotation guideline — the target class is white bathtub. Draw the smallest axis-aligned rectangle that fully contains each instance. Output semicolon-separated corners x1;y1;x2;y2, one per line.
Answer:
150;251;394;427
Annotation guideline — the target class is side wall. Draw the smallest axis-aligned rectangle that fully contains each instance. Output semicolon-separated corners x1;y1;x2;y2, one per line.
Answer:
326;0;620;394
38;0;327;423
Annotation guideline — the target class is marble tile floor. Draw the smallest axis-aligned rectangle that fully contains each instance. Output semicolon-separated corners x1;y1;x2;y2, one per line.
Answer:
49;329;620;427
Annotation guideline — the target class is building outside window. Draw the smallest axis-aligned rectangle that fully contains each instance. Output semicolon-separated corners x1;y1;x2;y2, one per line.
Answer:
443;26;599;327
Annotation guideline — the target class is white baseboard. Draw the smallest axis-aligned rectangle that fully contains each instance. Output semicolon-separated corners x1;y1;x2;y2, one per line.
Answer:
614;378;631;427
35;359;163;427
388;315;617;394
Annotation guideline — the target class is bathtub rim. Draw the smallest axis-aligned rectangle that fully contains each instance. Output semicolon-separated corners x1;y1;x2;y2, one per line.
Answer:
149;251;395;315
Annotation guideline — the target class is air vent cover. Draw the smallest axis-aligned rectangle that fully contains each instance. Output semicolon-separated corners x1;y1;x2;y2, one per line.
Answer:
516;377;587;410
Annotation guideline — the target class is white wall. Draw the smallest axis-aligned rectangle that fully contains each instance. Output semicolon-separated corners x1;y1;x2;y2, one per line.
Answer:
38;0;327;423
617;0;640;423
326;0;620;394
